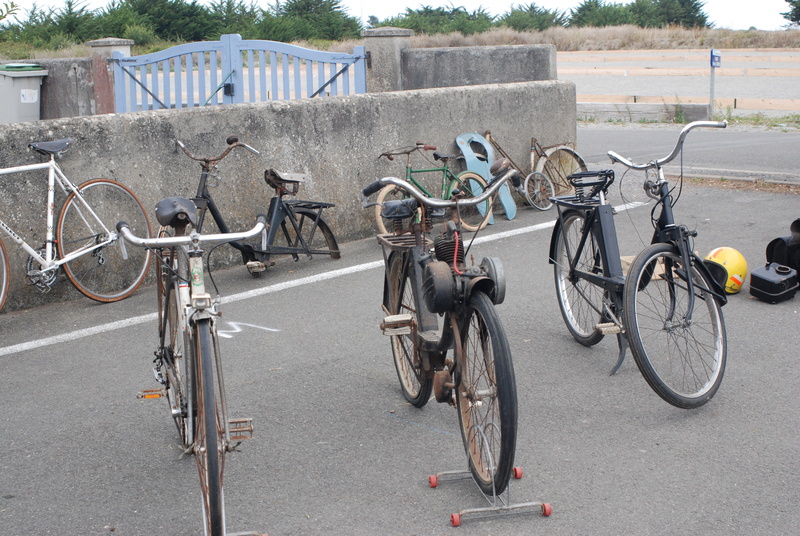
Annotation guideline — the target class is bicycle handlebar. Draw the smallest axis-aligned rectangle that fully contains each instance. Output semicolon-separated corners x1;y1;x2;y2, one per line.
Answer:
361;167;520;210
607;120;727;171
379;143;437;161
176;136;260;166
116;215;268;249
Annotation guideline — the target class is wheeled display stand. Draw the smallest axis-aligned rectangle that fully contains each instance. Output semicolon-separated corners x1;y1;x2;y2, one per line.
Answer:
428;465;552;527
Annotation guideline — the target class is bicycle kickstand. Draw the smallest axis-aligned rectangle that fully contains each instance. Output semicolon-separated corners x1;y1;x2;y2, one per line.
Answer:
609;332;629;376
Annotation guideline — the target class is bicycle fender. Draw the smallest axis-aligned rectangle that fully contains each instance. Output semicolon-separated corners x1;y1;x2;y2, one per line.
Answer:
467;276;500;305
692;251;728;306
548;213;569;265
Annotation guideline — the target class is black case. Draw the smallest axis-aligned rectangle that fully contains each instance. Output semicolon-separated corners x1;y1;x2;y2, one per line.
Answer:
749;262;799;303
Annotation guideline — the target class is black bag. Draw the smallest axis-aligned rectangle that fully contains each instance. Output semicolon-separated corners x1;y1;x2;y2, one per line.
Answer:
766;218;800;272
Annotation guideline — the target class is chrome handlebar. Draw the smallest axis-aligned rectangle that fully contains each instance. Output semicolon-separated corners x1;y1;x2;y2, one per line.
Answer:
607;120;727;171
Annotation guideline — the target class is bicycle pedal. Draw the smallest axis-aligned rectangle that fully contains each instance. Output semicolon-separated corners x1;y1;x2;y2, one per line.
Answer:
137;388;165;400
246;261;266;273
596;322;621;335
229;418;254;441
381;314;413;335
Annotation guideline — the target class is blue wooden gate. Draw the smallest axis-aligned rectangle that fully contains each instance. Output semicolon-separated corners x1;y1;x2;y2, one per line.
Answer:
110;34;367;113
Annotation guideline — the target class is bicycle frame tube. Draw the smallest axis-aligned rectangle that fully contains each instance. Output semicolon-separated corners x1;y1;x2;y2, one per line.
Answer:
0;158;115;270
406;166;436;198
194;172;252;258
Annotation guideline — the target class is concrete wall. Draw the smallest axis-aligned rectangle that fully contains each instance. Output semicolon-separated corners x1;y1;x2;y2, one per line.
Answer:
402;45;557;90
0;80;576;311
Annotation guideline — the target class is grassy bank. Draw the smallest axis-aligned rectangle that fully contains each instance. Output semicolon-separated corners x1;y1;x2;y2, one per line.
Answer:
5;25;800;60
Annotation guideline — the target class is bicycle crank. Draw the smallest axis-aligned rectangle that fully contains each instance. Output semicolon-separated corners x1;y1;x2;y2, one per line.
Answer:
433;369;454;403
25;248;58;292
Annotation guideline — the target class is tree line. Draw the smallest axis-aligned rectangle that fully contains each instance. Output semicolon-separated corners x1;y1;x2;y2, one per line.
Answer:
1;0;799;51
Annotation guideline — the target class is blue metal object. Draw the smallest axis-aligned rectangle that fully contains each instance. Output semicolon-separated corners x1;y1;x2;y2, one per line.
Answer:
456;133;517;220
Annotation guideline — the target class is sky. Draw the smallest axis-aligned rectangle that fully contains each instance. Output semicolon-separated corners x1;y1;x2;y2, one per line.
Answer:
15;0;795;31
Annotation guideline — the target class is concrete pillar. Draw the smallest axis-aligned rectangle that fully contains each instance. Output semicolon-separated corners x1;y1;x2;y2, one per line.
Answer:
362;27;413;92
85;37;134;59
84;38;133;115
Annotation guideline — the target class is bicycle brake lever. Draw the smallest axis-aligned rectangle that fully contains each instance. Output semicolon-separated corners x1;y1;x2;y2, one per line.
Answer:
360;191;381;208
117;232;128;260
240;143;260;155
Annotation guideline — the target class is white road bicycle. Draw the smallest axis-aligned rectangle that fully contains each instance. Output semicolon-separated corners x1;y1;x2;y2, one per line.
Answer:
0;138;152;312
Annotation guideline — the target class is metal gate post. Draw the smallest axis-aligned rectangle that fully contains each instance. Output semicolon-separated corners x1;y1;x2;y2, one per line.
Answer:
220;34;243;104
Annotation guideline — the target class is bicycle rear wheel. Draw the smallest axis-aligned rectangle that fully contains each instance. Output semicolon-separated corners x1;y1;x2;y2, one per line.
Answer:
538;147;587;196
449;171;492;232
57;179;152;302
386;252;432;407
456;290;517;496
276;207;340;261
195;318;226;536
624;243;727;408
157;230;194;447
523;171;555;211
0;238;8;313
552;209;606;346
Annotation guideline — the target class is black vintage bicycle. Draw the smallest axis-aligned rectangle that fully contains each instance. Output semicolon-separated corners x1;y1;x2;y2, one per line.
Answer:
362;159;525;500
177;137;340;277
549;120;728;409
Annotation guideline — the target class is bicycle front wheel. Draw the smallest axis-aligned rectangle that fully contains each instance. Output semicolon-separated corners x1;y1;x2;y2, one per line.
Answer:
450;171;492;232
552;209;606;346
538;146;587;196
624;243;727;409
386;252;432;407
523;171;555;211
57;179;152;302
0;238;8;313
457;290;517;496
195;318;226;536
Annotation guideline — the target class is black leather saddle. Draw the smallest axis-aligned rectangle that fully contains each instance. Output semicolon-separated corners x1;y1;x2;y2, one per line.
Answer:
155;197;199;228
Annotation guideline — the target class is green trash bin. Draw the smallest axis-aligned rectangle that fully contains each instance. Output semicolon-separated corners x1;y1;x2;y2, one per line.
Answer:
0;63;49;124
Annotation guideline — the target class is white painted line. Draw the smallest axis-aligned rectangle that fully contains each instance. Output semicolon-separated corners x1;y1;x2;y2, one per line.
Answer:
0;313;157;357
0;201;645;356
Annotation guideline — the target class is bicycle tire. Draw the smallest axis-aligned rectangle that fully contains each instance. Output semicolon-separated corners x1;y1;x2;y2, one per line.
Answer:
523;171;555;211
624;243;727;409
552;209;606;346
157;228;194;447
386;252;433;407
57;179;152;303
195;318;226;536
0;238;8;313
449;171;492;232
374;184;406;235
456;290;517;496
277;207;340;260
537;146;587;196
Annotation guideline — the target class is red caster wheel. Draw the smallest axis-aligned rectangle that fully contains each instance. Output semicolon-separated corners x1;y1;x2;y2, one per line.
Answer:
541;503;553;516
451;513;461;527
513;466;523;479
429;475;438;488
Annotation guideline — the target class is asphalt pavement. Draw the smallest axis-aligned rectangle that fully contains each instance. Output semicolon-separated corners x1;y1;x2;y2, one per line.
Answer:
1;124;799;535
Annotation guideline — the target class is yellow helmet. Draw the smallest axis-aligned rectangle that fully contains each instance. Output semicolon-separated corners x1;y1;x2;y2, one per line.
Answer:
704;247;748;294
